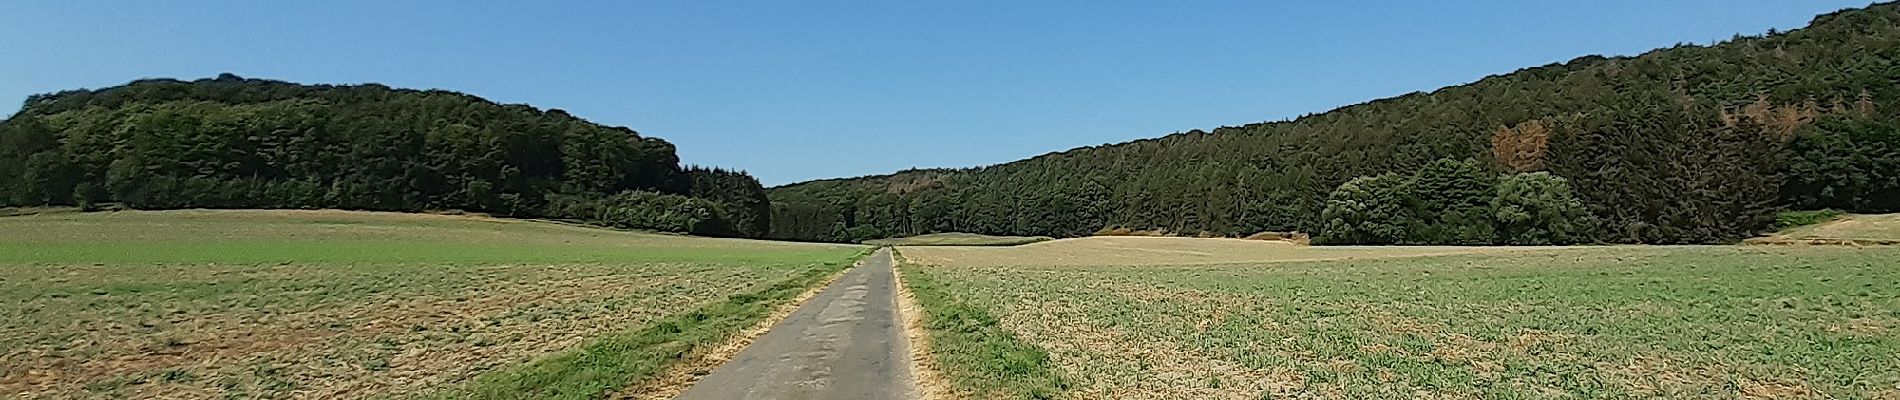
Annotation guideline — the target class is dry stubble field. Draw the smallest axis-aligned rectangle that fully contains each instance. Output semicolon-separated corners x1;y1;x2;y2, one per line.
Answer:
0;210;862;399
899;237;1900;399
1773;214;1900;242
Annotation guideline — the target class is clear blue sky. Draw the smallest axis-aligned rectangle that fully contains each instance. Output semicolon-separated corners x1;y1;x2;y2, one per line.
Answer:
0;1;1875;185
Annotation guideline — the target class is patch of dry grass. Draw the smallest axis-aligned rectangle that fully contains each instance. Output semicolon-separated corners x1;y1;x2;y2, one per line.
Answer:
1768;213;1900;242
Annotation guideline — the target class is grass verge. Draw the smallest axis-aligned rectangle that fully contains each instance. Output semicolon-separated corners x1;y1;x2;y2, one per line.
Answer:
427;249;870;400
898;255;1068;399
894;258;954;400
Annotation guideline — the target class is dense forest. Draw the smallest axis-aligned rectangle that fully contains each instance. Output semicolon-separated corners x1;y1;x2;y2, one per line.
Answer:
768;2;1900;244
0;75;773;238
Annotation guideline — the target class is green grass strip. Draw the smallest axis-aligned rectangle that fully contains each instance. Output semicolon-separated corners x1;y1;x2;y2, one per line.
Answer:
426;250;870;400
899;256;1068;399
1774;208;1844;229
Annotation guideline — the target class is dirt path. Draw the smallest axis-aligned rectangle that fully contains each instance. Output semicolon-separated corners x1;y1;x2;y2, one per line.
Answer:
676;248;913;400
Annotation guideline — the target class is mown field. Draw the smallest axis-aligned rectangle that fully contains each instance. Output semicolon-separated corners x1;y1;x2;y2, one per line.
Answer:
0;210;863;399
902;236;1556;267
862;232;1052;247
899;238;1900;399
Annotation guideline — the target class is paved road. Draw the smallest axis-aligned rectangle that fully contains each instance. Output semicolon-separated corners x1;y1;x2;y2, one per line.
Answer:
676;248;912;400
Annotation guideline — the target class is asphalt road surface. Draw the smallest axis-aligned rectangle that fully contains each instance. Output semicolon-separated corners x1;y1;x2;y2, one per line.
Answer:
676;248;913;400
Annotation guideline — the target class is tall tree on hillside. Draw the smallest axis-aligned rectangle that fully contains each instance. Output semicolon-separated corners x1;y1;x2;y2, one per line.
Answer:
1549;96;1787;243
1780;116;1900;212
1410;158;1498;244
687;167;772;238
1492;120;1550;172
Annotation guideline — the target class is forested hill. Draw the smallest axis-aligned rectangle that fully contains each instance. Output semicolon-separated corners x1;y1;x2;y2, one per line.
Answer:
769;2;1900;244
0;75;773;238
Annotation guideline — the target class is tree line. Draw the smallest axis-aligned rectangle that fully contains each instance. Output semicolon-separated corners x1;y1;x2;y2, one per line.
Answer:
6;3;1897;245
767;2;1900;244
0;74;773;238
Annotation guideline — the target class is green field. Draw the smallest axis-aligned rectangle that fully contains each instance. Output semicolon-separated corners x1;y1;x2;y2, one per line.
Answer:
0;210;863;399
900;240;1900;399
862;232;1053;247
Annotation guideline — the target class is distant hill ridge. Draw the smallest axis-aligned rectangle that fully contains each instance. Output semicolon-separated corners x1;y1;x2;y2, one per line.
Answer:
0;74;773;238
768;2;1900;244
